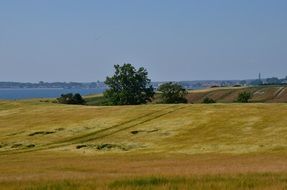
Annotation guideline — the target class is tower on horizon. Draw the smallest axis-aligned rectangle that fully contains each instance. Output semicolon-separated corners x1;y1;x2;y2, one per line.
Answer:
259;73;261;81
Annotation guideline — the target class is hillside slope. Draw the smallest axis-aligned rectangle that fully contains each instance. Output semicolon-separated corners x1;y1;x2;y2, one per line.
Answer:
1;100;287;155
187;85;287;103
1;100;287;189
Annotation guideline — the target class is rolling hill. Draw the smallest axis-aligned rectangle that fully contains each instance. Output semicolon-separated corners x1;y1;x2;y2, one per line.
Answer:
0;100;287;189
84;85;287;105
187;85;287;103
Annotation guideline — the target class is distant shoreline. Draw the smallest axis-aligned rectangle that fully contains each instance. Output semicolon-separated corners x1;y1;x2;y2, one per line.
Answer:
0;88;106;100
0;87;101;90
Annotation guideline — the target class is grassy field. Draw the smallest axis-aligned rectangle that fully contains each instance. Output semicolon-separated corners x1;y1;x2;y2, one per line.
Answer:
0;100;287;189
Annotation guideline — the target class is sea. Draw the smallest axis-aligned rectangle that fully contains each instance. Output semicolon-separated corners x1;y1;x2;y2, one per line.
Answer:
0;88;106;100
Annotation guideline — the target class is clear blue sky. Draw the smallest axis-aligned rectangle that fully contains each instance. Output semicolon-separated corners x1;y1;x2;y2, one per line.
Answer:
0;0;287;82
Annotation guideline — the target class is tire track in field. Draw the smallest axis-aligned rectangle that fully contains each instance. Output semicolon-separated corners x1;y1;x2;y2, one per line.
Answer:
0;105;186;155
199;90;217;102
47;105;182;146
74;105;187;144
215;90;234;102
0;106;169;154
274;87;286;99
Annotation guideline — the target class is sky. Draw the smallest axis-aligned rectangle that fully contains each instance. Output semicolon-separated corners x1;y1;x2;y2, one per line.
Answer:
0;0;287;82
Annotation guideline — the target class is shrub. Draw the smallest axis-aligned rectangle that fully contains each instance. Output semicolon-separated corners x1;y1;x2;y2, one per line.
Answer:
202;97;216;104
158;82;187;104
236;91;252;103
57;93;86;105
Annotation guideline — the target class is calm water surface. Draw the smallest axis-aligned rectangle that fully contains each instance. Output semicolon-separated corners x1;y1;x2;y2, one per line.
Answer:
0;88;106;100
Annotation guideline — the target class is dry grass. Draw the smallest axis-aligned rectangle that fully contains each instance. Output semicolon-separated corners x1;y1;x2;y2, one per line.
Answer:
1;152;287;189
1;100;287;189
1;173;287;190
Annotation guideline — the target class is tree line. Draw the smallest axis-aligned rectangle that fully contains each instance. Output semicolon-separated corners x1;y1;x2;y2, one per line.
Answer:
57;64;252;105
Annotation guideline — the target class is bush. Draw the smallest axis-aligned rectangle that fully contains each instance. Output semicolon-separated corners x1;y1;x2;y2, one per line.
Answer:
236;91;252;103
57;93;86;105
158;82;187;104
202;97;216;104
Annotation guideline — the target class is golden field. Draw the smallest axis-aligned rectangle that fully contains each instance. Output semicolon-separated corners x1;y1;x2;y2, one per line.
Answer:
0;100;287;189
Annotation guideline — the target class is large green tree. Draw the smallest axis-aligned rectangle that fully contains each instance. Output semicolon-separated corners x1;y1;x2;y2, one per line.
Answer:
104;64;154;105
158;82;188;104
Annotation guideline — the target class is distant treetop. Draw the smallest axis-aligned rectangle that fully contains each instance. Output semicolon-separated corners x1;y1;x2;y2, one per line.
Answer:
158;82;187;104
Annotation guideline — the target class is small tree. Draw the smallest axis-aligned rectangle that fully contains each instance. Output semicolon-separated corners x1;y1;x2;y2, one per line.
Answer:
57;93;86;105
104;64;154;105
236;91;252;103
158;82;187;104
72;93;86;104
202;97;216;104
